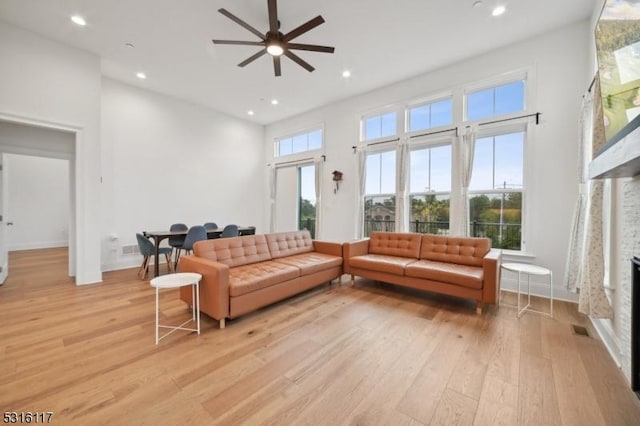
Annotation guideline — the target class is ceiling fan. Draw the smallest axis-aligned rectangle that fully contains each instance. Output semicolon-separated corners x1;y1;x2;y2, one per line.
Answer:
212;0;335;77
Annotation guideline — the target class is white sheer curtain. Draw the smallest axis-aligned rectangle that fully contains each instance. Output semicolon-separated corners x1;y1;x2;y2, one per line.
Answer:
396;139;410;232
314;158;323;239
565;79;613;318
452;126;476;236
356;148;367;238
269;165;277;232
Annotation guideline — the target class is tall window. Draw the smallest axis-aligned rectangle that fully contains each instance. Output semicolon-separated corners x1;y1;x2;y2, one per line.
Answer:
298;164;316;238
276;128;322;157
363;111;397;141
469;131;524;249
364;150;396;236
408;98;453;132
409;143;452;235
466;80;525;121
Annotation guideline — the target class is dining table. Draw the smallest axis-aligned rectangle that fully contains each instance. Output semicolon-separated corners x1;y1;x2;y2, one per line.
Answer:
143;226;254;277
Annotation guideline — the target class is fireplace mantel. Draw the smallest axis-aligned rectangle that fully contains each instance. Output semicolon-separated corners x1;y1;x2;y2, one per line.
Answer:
589;125;640;179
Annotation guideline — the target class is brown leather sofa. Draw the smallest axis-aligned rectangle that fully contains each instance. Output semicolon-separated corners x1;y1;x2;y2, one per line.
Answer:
178;230;343;328
343;232;501;314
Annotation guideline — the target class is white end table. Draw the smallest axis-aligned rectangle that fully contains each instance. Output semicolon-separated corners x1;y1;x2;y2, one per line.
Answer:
501;262;553;318
150;272;202;344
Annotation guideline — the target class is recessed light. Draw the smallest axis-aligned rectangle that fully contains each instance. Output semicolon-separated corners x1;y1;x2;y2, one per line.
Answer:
247;110;255;116
492;6;506;16
271;99;278;105
70;15;86;26
342;70;351;78
136;72;147;80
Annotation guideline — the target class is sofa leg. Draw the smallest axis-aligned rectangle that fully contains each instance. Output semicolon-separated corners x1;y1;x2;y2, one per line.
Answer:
219;319;226;329
476;301;483;315
350;274;355;285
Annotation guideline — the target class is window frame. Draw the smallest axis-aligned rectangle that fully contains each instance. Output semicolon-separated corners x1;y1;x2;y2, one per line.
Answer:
274;126;324;159
360;107;400;143
462;71;529;125
405;94;454;136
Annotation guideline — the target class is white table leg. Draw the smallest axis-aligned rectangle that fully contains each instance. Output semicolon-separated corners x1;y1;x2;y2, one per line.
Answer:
196;281;200;335
155;286;159;345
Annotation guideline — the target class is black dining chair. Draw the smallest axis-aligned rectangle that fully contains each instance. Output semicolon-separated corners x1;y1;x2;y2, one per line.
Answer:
169;223;188;270
203;222;219;239
136;233;173;279
176;225;208;269
220;224;239;238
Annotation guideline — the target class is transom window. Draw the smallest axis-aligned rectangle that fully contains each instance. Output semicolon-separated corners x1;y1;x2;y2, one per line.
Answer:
276;128;322;157
363;112;397;141
466;80;525;121
407;98;453;132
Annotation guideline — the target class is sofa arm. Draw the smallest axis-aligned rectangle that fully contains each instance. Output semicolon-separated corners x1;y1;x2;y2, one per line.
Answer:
482;249;502;304
178;255;230;321
313;240;343;257
343;239;370;274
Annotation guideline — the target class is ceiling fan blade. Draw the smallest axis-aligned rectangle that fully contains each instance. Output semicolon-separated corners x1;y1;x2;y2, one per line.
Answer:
286;43;335;54
274;56;282;77
282;15;325;42
268;0;279;34
218;8;266;40
238;49;267;67
212;40;265;47
284;50;315;72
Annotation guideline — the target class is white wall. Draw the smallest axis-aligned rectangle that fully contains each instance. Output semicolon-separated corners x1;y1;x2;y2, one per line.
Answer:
266;21;591;302
100;79;265;270
6;154;69;250
0;21;102;284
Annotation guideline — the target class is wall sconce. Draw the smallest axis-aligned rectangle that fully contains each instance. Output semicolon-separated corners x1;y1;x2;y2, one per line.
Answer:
332;170;343;193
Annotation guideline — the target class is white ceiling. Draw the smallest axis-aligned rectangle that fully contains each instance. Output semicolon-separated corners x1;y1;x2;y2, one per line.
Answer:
0;0;596;125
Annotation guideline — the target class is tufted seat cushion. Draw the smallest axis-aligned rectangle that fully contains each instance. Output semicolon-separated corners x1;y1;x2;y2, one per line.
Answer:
368;232;422;259
194;234;271;267
273;252;343;276
405;259;484;289
228;261;300;297
420;235;490;267
349;254;416;275
266;231;314;259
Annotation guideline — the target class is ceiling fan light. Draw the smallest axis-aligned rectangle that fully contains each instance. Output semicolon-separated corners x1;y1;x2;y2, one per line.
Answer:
266;43;284;56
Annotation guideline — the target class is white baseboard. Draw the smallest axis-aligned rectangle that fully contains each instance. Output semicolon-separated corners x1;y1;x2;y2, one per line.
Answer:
589;317;629;384
9;240;68;251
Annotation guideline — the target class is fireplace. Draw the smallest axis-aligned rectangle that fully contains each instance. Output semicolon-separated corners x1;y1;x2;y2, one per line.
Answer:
633;257;640;398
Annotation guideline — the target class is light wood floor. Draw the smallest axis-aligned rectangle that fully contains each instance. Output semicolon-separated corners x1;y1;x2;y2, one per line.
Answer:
1;248;640;425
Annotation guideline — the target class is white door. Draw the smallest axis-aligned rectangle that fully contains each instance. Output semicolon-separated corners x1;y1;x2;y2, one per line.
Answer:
0;153;8;284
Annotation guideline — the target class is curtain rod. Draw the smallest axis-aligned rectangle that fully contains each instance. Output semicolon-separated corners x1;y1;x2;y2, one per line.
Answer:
587;75;596;93
478;112;541;127
351;137;400;153
269;155;325;167
410;127;457;139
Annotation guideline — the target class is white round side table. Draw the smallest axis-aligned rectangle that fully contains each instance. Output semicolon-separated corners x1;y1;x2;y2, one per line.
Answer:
150;272;202;344
501;262;553;318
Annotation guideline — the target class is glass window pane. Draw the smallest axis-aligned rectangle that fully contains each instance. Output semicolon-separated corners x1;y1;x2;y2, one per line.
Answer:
467;88;494;121
381;112;397;137
494;132;524;189
278;138;292;156
410;149;429;193
298;165;316;238
308;129;322;150
430;145;452;192
365;153;381;194
495;81;525;116
430;99;453;127
292;134;307;153
469;192;521;250
380;150;396;193
469;137;494;190
364;195;396;236
409;105;430;131
409;194;450;234
365;116;381;140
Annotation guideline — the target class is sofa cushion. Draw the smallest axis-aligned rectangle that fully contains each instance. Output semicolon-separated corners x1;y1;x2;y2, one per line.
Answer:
273;252;343;276
228;261;300;297
349;254;415;276
420;235;490;267
193;234;271;268
405;259;483;289
369;232;421;259
266;231;313;259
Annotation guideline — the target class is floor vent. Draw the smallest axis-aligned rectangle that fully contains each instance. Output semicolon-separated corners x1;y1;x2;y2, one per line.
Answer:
571;324;590;337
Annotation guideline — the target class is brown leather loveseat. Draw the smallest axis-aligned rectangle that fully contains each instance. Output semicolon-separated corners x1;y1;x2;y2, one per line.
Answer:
178;230;343;328
344;232;501;314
